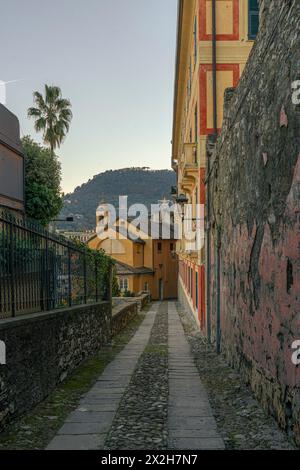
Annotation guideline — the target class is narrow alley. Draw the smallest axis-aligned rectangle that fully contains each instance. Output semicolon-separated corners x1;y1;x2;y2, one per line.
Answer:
0;0;299;458
42;303;292;451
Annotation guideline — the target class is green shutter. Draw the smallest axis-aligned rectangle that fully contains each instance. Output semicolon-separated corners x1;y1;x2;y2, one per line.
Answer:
249;0;259;39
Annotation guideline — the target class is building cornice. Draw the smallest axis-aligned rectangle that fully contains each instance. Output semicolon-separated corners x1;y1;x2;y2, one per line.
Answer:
172;0;195;169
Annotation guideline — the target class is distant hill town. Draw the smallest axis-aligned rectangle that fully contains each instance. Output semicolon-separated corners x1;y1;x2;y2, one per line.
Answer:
58;168;176;230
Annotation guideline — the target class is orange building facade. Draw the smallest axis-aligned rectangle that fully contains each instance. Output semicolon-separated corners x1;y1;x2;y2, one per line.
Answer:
172;0;259;329
88;216;178;301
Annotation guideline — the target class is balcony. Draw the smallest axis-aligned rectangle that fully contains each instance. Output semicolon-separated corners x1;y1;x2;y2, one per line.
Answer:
183;143;197;166
180;143;198;185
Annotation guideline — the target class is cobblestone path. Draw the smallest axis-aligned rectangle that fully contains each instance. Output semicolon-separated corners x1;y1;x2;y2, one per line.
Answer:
47;301;222;450
105;301;168;450
47;303;159;450
47;301;293;450
168;303;224;450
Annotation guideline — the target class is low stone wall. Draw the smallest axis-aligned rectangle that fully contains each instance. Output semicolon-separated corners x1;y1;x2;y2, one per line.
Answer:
113;293;150;313
139;293;151;310
112;301;138;337
0;302;111;432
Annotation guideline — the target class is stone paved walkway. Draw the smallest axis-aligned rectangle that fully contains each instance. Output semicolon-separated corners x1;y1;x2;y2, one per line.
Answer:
47;301;224;451
47;304;159;450
168;302;224;450
105;301;168;450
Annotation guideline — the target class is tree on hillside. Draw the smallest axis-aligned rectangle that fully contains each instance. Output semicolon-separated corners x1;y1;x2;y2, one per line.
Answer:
22;136;63;226
28;84;73;155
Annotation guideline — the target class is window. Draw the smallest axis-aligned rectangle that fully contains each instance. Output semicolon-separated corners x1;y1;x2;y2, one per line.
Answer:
170;242;174;252
144;282;149;292
248;0;259;39
196;272;198;309
187;57;192;99
194;104;198;144
189;56;192;92
193;15;197;67
119;278;129;291
157;242;162;253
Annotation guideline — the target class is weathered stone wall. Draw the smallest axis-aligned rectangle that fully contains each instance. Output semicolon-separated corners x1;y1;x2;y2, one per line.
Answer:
207;0;300;443
0;302;111;431
112;301;138;336
113;293;151;313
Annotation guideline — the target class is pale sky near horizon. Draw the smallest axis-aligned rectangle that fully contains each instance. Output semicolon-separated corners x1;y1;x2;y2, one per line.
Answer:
1;0;177;193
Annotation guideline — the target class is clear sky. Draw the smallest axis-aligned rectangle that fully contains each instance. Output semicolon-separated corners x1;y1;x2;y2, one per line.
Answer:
1;0;177;193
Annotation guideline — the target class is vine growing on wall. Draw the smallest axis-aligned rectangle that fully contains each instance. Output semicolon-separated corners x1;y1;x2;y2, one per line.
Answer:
72;240;120;297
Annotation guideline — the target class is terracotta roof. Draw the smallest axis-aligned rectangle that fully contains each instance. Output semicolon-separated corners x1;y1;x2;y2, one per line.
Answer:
88;227;145;245
115;261;154;276
89;219;178;244
116;226;145;244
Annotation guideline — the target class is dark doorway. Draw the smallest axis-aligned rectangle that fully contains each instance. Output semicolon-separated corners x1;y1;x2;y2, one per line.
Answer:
159;279;164;300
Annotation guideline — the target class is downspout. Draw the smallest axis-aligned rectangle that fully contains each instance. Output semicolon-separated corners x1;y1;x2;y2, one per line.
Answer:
212;0;217;136
216;227;221;354
212;0;221;354
205;142;212;343
206;0;217;343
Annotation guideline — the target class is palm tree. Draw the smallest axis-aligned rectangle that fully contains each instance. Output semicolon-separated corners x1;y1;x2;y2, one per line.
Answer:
28;85;73;155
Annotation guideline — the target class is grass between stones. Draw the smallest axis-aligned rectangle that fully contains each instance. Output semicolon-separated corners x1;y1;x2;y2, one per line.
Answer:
105;302;168;450
0;307;149;450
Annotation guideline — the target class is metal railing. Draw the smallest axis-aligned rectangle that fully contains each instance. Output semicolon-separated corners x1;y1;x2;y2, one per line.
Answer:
0;210;109;319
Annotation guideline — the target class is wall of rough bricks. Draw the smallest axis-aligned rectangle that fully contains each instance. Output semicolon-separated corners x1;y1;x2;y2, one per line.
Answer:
112;301;138;336
207;0;300;444
0;302;111;432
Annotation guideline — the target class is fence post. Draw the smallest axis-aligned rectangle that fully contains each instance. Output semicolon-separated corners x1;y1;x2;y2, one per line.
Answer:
9;218;16;317
83;253;87;304
68;246;72;307
45;232;50;311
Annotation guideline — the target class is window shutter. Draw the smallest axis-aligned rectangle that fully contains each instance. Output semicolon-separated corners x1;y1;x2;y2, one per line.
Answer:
249;0;259;39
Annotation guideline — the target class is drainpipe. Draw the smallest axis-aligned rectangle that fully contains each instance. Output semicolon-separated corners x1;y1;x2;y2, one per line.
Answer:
212;0;217;136
205;136;216;343
205;142;211;343
212;0;221;353
216;228;221;353
206;0;218;343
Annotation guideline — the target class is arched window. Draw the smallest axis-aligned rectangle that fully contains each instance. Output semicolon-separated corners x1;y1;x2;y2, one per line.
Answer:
249;0;259;40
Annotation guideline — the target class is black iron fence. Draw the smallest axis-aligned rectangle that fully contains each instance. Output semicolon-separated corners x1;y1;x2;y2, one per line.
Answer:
0;210;109;319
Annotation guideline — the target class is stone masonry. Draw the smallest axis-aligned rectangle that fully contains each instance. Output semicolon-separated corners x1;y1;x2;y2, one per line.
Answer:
206;0;300;443
47;302;224;450
0;303;111;432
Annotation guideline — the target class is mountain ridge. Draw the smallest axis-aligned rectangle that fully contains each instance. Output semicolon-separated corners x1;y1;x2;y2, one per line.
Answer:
59;167;176;230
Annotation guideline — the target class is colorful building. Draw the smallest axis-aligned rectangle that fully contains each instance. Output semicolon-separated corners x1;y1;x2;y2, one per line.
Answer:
172;0;259;329
88;205;178;300
58;230;96;244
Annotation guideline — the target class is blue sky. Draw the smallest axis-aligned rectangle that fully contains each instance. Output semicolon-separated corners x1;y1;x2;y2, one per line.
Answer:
1;0;177;193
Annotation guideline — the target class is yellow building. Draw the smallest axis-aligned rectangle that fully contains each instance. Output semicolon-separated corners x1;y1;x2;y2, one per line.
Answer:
172;0;259;328
88;215;178;300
